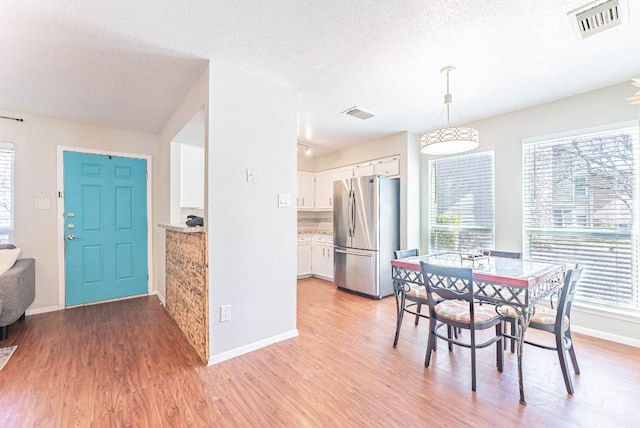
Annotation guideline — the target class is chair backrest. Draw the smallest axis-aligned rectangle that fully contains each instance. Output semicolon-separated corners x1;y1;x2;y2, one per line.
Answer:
420;262;474;311
482;250;521;259
556;264;584;330
394;248;419;259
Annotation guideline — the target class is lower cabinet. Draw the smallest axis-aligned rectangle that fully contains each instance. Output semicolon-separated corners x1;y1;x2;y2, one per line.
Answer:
312;243;334;280
297;243;312;277
297;235;334;281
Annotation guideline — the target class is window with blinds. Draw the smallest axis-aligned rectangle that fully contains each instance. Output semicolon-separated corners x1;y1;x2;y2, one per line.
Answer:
523;125;640;312
429;151;495;253
0;142;14;244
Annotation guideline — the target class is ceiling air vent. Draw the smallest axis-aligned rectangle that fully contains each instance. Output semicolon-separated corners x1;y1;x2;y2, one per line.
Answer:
568;0;628;39
342;106;375;120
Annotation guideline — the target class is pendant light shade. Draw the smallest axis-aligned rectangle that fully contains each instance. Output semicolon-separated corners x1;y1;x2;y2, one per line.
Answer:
421;66;479;156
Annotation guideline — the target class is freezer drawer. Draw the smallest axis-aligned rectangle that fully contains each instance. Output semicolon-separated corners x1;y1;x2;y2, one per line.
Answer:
334;247;380;298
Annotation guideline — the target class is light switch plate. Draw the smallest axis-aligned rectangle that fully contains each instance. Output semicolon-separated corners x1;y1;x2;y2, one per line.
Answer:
246;168;256;183
278;193;292;207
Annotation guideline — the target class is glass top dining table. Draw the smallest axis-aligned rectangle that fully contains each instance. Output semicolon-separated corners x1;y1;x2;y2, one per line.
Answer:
391;252;567;405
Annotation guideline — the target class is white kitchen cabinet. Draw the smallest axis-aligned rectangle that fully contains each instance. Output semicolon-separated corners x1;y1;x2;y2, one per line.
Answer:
297;171;315;210
314;171;334;210
353;161;375;177
297;235;312;277
311;235;334;280
374;156;400;177
332;166;353;181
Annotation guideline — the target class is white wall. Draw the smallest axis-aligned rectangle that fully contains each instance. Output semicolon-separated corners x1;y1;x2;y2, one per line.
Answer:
421;81;640;345
157;66;209;300
0;108;157;313
207;62;298;362
179;144;205;208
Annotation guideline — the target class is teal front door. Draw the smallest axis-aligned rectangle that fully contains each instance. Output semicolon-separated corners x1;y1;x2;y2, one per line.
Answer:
64;152;148;306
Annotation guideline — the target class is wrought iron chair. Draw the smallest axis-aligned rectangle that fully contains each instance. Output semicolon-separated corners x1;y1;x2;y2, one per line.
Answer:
525;265;583;394
420;262;503;391
482;250;521;259
482;250;522;352
392;249;425;347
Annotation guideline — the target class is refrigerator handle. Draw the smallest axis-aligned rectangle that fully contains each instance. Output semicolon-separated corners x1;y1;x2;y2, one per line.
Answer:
350;190;356;237
335;248;372;257
348;190;354;237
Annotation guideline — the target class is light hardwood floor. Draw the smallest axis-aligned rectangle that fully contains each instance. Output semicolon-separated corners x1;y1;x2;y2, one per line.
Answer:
1;277;638;427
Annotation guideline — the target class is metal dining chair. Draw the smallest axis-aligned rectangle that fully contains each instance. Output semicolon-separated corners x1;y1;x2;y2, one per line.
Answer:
527;265;583;394
482;250;521;259
499;265;583;394
420;262;504;392
392;249;426;347
482;250;522;352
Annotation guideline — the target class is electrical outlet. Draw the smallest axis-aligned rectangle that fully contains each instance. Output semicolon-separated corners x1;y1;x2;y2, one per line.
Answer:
220;305;231;322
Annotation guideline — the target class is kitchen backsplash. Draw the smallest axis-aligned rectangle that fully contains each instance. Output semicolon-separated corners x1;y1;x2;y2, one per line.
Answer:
298;211;332;234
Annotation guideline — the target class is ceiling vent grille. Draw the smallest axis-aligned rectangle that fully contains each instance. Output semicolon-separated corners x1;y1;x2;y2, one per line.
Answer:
569;0;627;38
342;106;375;120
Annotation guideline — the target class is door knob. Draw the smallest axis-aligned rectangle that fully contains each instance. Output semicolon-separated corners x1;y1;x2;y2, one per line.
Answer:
67;212;75;218
67;224;75;229
67;234;75;240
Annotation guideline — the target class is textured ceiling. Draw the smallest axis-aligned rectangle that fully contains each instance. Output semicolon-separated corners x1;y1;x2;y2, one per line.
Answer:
1;0;639;155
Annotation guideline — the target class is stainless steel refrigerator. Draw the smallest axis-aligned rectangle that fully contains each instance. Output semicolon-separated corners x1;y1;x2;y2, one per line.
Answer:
333;175;400;298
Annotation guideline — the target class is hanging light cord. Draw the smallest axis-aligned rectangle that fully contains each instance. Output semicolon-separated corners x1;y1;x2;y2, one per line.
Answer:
1;115;24;122
442;66;455;126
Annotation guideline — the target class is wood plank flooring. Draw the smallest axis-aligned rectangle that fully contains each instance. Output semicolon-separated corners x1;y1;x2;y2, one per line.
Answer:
1;277;638;427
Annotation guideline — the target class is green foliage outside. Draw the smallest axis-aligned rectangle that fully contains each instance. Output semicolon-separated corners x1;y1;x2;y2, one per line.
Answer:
435;214;460;250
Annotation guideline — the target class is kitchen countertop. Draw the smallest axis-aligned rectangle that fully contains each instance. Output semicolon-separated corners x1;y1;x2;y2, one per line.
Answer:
298;230;332;235
158;223;206;233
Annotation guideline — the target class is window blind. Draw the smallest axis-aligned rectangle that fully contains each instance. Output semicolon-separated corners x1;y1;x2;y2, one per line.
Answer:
523;125;639;311
429;151;495;253
0;142;14;244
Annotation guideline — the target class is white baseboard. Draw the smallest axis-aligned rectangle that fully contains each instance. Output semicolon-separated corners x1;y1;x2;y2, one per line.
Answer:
153;291;166;306
26;305;60;316
572;325;640;348
207;329;299;366
27;292;166;316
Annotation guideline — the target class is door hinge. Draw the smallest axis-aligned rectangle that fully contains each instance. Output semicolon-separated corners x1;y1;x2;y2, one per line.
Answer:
58;191;64;198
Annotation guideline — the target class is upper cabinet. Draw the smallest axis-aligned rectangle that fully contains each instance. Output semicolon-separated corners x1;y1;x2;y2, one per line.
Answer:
354;161;375;177
297;171;315;210
374;156;400;177
298;155;400;211
353;156;399;178
314;171;334;210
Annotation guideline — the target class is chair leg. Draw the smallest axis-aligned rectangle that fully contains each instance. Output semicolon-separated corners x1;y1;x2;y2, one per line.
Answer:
496;324;504;373
393;294;406;348
414;303;422;325
566;330;581;375
556;332;575;395
510;319;516;353
447;325;454;352
470;335;477;392
0;325;7;341
425;318;438;367
19;312;26;321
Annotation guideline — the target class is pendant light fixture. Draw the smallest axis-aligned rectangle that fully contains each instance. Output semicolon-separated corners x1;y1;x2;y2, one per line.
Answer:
627;77;640;104
420;66;479;155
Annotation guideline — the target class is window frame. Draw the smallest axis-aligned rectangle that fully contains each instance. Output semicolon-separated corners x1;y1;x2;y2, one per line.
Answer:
522;121;640;314
427;150;496;254
0;141;15;244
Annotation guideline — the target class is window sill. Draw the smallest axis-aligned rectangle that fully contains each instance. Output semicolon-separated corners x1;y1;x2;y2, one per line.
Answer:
573;302;640;324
